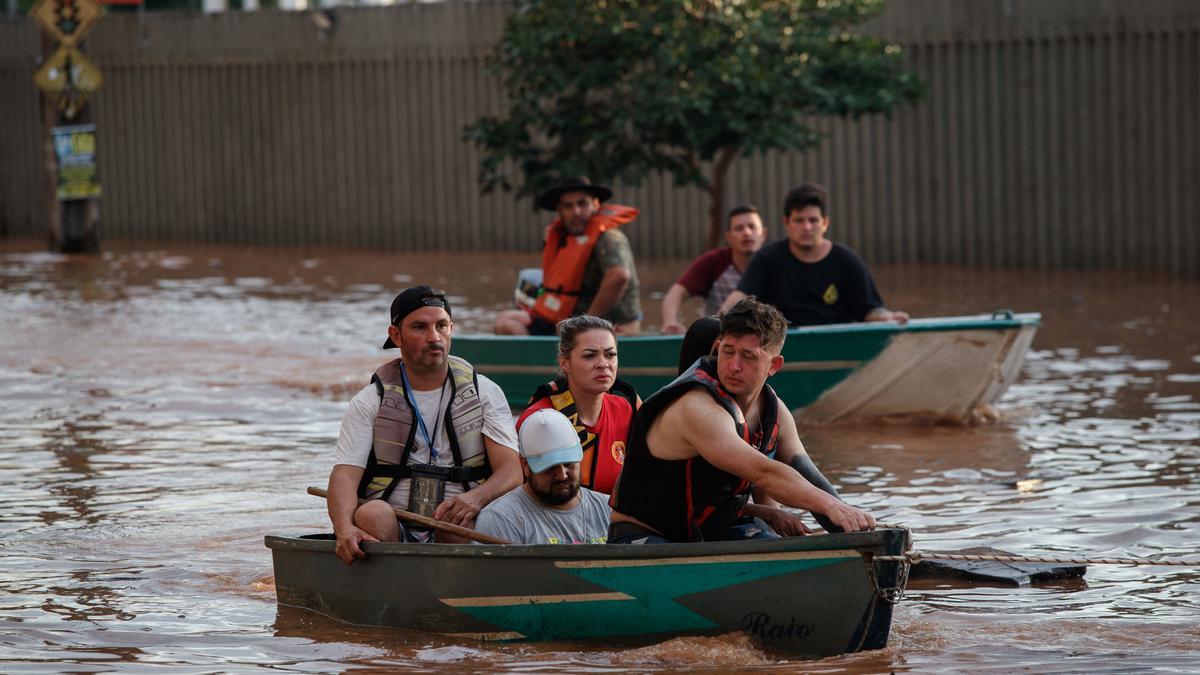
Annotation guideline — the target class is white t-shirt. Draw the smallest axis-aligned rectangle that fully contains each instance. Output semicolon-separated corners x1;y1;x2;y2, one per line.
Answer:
333;371;518;509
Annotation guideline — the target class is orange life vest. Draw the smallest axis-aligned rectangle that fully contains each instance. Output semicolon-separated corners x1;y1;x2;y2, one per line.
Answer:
532;204;639;324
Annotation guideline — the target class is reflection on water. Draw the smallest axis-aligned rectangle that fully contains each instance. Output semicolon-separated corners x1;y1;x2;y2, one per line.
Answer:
1;239;1198;671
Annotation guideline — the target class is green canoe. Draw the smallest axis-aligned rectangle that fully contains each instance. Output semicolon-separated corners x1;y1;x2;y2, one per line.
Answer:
453;311;1040;422
266;528;910;656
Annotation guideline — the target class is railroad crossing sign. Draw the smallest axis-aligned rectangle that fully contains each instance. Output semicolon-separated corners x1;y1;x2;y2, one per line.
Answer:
30;0;103;50
33;47;103;120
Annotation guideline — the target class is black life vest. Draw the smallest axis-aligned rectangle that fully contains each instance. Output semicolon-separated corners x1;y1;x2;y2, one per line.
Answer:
612;356;781;542
357;355;493;501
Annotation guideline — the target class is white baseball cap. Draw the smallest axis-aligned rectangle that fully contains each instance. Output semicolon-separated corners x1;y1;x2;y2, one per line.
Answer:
519;409;584;474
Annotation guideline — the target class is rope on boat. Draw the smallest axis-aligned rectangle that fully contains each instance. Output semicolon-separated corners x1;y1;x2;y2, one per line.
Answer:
873;552;1200;567
866;553;910;604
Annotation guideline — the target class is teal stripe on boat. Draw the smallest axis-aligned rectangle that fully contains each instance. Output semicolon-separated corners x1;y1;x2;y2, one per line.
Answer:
444;556;844;640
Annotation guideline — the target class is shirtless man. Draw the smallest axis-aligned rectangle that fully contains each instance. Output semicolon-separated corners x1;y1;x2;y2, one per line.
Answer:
610;297;874;543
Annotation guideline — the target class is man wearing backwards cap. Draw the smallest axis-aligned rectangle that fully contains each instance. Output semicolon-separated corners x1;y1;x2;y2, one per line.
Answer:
326;285;522;564
494;176;643;336
474;409;612;545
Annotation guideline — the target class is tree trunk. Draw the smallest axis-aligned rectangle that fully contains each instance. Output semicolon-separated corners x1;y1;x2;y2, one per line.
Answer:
705;146;740;249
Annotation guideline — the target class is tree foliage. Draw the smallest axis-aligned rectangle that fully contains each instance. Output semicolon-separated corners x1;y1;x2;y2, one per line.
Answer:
466;0;924;245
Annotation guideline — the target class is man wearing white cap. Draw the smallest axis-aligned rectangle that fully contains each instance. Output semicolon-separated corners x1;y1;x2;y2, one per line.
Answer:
475;409;612;545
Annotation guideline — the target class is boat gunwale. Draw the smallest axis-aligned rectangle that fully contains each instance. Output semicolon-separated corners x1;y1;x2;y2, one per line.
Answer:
265;528;906;560
453;313;1042;344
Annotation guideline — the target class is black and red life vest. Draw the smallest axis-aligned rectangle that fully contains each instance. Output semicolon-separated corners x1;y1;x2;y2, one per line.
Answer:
612;357;781;542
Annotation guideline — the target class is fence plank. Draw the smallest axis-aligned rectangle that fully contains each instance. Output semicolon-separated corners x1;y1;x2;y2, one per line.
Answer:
0;4;1196;276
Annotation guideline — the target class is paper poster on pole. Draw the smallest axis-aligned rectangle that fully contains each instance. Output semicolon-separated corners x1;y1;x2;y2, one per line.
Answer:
53;124;101;201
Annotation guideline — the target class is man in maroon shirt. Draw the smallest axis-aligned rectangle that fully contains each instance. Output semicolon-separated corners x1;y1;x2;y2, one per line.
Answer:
720;184;907;326
660;205;767;334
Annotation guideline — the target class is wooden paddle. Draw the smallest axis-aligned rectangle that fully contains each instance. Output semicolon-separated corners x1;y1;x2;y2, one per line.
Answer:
306;486;511;545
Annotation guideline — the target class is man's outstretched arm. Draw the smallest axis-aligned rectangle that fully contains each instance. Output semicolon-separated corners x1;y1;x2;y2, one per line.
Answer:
771;398;845;532
661;283;691;334
670;393;874;532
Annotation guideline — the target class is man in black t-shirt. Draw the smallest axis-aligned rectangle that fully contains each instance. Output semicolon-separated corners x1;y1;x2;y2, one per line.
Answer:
719;184;907;326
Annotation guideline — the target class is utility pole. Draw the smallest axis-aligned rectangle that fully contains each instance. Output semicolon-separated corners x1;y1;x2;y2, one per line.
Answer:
30;0;104;253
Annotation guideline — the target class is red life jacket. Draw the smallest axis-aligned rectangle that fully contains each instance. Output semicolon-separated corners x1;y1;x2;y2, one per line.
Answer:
518;377;638;496
532;204;639;324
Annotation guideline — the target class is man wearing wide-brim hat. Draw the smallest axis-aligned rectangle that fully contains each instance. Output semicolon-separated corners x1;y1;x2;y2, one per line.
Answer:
494;176;643;336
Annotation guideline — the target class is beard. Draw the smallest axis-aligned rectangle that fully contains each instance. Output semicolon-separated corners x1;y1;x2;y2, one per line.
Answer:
532;478;579;506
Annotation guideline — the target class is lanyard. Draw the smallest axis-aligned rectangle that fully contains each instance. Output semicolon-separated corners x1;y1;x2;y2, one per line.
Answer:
399;363;448;462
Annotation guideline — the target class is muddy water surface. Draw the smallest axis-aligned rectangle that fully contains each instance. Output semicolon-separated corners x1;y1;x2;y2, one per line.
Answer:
1;239;1198;672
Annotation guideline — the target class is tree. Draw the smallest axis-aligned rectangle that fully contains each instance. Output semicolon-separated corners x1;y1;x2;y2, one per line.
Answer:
465;0;924;248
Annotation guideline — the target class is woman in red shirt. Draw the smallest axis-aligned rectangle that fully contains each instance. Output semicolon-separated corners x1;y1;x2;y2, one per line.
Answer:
517;315;639;496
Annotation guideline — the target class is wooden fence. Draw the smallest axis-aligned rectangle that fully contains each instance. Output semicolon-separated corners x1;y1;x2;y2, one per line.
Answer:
1;0;1197;274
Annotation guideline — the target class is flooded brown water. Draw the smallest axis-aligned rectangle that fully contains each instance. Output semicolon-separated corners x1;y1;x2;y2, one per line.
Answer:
1;237;1198;672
